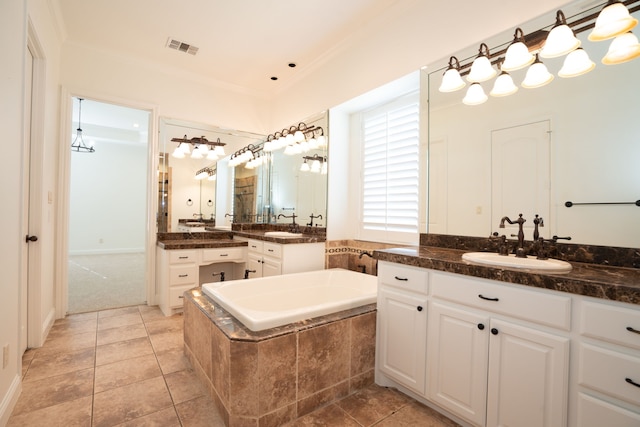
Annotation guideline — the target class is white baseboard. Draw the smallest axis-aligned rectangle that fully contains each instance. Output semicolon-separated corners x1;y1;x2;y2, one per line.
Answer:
0;374;22;426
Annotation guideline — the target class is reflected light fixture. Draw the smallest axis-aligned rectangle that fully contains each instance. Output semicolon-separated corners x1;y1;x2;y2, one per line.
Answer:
490;59;518;97
522;54;554;88
300;159;310;172
462;82;488;105
438;56;466;92
502;28;535;71
602;31;640;64
467;43;497;82
540;10;581;58
71;98;95;153
589;0;638;41
558;47;596;77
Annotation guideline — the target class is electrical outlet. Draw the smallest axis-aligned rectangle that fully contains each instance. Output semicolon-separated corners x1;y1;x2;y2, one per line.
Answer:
476;206;482;215
2;344;9;368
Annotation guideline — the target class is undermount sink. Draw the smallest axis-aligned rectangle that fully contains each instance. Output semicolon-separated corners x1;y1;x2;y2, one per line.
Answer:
186;222;205;226
264;231;304;237
462;252;572;273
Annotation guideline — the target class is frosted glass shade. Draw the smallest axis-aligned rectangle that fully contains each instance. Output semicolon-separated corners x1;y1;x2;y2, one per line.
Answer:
522;56;554;88
439;68;466;92
206;151;219;161
589;1;638;41
602;32;640;64
179;142;191;153
558;48;596;77
190;148;203;159
540;24;581;58
490;72;518;97
502;41;534;71
462;83;488;105
214;146;225;156
171;147;185;159
300;161;310;172
467;55;496;82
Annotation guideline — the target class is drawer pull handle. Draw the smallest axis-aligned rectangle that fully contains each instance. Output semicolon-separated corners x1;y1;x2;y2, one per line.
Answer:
178;256;189;259
394;276;409;281
479;294;499;302
267;249;274;252
626;378;640;388
220;254;228;257
626;326;640;335
178;296;184;299
178;274;189;278
417;306;423;312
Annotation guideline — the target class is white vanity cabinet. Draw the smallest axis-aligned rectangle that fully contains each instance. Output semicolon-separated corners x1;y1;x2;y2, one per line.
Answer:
574;299;640;426
245;238;324;279
376;262;429;395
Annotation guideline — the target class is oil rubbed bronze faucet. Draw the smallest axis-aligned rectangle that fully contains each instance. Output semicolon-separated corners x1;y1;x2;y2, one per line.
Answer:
533;214;544;240
278;213;300;233
499;214;527;258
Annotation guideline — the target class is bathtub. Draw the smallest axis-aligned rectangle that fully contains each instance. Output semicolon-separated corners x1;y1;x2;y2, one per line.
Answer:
201;268;377;331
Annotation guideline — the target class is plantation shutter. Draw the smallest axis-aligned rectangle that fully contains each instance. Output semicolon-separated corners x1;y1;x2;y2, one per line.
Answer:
361;95;419;235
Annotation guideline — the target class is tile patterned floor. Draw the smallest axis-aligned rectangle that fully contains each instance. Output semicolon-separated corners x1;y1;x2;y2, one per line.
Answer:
9;305;459;426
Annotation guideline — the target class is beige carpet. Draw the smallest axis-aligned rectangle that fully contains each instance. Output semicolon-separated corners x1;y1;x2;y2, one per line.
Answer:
68;253;146;314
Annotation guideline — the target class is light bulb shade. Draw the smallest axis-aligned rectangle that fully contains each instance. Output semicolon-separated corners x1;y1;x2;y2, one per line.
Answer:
300;161;310;172
197;144;209;154
195;171;209;180
589;1;638;41
439;56;466;92
540;11;580;58
502;42;534;71
558;48;596;77
179;142;191;153
208;174;217;181
522;55;554;88
214;146;225;156
283;145;296;155
321;161;328;175
317;135;327;147
467;57;496;82
602;31;640;64
190;148;203;159
294;130;304;142
310;160;321;172
490;71;518;97
206;151;219;161
462;82;488;105
308;137;319;149
171;147;185;158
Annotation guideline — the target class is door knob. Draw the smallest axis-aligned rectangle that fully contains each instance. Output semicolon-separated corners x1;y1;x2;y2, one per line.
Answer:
26;235;38;243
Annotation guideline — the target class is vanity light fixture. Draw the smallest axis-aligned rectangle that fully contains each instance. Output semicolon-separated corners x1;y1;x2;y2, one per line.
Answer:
602;31;640;63
521;54;554;88
467;43;497;82
490;59;518;97
540;10;581;58
71;98;95;153
438;56;466;92
264;122;326;153
170;135;226;160
502;28;535;71
300;154;326;173
228;144;262;168
195;166;216;180
589;0;638;41
462;82;488;105
558;47;596;77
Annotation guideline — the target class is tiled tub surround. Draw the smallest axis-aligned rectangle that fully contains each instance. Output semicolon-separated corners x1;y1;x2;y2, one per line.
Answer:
374;233;640;304
183;290;377;426
325;239;400;276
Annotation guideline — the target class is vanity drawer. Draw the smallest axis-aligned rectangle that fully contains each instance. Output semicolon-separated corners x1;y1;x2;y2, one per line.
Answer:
378;262;428;294
169;284;195;308
580;301;640;350
247;239;263;253
263;242;282;259
430;271;571;330
201;247;245;263
169;265;197;285
169;250;197;264
579;343;640;406
577;393;640;427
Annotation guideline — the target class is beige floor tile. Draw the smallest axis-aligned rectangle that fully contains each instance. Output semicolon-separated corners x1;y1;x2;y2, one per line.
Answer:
24;347;95;382
144;315;184;335
98;312;143;331
94;353;162;393
115;407;182;427
156;348;191;375
11;368;94;416
165;368;207;404
175;395;226;427
97;323;148;346
59;311;99;323
99;306;142;318
287;404;360;426
149;330;184;353
48;318;97;338
93;376;174;427
335;384;412;426
37;330;97;356
375;402;462;427
95;336;154;366
7;395;92;427
139;305;168;323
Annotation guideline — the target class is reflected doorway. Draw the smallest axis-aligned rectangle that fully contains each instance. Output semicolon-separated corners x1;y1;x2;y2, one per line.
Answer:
67;98;150;313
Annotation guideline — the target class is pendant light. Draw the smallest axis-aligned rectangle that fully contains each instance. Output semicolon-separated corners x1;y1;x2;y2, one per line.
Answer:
602;31;640;64
438;56;466;92
462;82;488;105
558;48;596;77
467;43;496;82
540;10;581;58
490;59;518;97
522;54;554;88
502;28;535;71
589;0;638;41
71;98;95;153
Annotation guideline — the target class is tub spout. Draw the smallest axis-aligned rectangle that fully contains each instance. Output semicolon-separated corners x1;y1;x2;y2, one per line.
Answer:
212;271;225;282
244;269;256;279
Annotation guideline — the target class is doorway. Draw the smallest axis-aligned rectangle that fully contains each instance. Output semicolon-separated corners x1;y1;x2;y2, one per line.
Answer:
67;98;151;313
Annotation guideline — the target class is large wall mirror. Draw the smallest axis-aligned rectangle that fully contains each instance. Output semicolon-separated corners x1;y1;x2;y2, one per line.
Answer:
425;0;639;248
157;118;264;232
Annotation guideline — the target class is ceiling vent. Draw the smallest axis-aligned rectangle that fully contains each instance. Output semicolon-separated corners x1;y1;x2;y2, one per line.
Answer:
166;38;199;56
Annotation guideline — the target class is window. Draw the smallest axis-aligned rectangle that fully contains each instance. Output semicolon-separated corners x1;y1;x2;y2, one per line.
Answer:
360;93;420;243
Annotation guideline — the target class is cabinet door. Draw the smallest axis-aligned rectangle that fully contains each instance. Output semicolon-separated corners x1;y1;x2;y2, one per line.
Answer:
487;319;569;427
262;258;282;277
378;287;428;395
427;301;489;426
247;253;263;278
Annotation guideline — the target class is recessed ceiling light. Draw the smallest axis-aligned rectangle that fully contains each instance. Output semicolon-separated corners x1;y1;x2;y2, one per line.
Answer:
133;123;139;128
288;63;297;68
271;76;278;81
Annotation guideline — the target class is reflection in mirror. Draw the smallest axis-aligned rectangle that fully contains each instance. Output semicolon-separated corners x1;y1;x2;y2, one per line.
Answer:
426;1;639;248
158;118;265;232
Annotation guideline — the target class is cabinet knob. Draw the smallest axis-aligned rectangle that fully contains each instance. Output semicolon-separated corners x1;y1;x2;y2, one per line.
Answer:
491;328;499;335
417;306;423;312
477;323;485;330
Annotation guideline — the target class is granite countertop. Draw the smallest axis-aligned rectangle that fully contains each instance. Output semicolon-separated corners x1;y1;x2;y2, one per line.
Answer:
156;231;248;250
374;246;640;305
231;230;326;244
